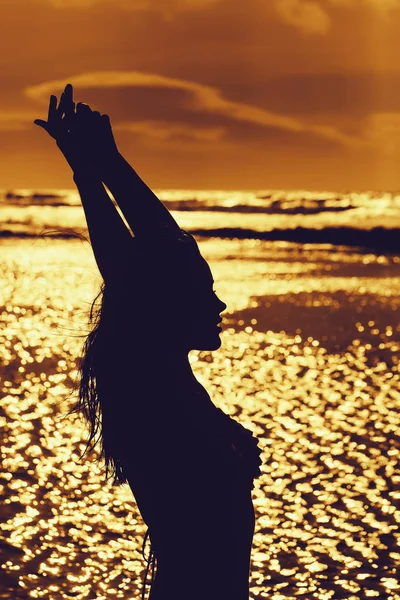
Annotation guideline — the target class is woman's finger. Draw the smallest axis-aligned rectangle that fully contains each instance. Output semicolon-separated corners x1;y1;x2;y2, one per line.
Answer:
76;102;92;114
48;95;57;123
100;114;112;130
33;119;49;132
58;91;74;120
63;84;75;118
64;83;73;104
57;92;66;118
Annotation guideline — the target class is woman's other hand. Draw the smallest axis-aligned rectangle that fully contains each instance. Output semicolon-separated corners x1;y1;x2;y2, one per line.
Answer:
34;83;118;175
73;101;120;170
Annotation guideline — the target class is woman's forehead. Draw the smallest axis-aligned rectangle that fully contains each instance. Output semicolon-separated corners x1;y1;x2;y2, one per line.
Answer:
186;256;213;286
201;258;213;282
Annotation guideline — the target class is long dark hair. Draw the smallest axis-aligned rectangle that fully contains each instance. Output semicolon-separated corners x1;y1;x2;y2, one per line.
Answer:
72;229;200;485
74;281;127;483
34;228;126;481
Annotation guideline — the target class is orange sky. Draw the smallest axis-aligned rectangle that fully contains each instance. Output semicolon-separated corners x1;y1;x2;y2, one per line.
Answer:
1;0;400;190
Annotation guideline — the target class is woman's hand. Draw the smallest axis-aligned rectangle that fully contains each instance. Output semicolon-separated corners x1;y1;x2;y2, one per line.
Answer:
71;100;121;170
34;84;74;141
34;84;83;173
34;83;118;175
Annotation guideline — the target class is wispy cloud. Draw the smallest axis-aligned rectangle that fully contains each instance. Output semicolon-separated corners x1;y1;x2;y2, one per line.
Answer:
43;0;113;6
0;110;37;131
275;0;400;35
329;0;400;12
39;0;221;11
366;0;400;9
39;0;400;11
364;112;400;154
25;70;364;147
115;120;226;143
274;0;331;35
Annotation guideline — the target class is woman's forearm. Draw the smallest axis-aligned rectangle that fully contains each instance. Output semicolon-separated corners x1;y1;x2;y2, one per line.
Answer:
73;172;133;282
101;153;181;238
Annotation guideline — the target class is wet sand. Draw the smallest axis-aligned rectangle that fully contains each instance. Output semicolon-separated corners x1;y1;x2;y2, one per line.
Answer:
1;237;399;599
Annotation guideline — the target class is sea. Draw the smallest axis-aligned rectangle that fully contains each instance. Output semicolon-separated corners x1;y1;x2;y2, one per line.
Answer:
1;188;400;599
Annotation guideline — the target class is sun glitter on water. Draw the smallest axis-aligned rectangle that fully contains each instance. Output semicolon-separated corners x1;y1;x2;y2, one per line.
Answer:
1;236;400;599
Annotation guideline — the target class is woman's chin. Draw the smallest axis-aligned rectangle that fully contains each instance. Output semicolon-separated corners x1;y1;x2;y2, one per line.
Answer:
192;332;222;351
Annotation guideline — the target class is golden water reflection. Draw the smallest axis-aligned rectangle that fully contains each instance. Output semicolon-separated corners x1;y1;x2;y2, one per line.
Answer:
1;238;399;599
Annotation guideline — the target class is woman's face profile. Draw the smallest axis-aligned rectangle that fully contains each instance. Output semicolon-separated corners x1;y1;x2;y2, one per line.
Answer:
178;256;227;352
128;244;227;352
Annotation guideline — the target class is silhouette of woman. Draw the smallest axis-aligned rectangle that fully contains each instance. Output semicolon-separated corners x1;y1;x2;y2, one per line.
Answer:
35;84;262;600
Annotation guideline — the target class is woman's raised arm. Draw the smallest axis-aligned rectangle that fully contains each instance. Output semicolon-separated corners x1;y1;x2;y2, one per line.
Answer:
71;96;181;239
72;173;133;284
101;149;181;239
34;86;133;284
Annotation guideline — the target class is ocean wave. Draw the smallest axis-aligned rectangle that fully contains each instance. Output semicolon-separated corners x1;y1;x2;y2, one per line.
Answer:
189;226;400;254
1;225;398;253
162;202;356;215
2;193;357;215
4;188;397;216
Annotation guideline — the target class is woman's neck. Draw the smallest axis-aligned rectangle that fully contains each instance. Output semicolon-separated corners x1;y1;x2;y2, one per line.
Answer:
162;349;198;390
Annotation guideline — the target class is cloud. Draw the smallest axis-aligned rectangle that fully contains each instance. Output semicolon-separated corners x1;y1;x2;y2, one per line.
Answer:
39;0;221;11
329;0;400;11
115;120;226;143
44;0;113;6
0;111;37;131
274;0;331;35
25;70;363;147
229;73;400;117
275;0;400;35
364;112;400;154
366;0;400;8
37;0;400;14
